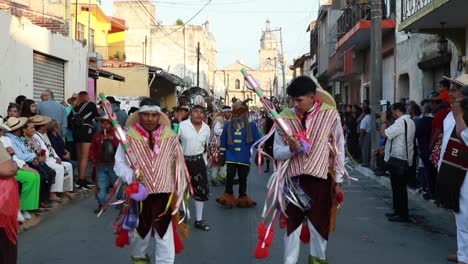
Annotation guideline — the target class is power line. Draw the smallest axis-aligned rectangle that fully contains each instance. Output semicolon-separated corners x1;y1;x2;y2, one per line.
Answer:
164;0;213;35
133;0;196;53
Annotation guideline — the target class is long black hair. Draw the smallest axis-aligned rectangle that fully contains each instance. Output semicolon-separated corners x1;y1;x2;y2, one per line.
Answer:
21;99;37;118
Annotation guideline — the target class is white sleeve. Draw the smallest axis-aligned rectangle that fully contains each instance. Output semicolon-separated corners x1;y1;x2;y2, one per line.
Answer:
462;128;468;145
13;155;26;168
113;144;134;184
273;130;294;161
385;118;403;139
214;121;223;136
333;120;345;183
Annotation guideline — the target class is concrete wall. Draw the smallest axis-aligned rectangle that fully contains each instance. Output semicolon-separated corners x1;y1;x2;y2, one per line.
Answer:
96;67;149;97
0;9;87;114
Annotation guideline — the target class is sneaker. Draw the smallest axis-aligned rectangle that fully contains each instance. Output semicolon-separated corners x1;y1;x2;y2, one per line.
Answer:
77;182;92;191
18;210;25;222
194;220;210;231
22;211;32;220
84;180;95;187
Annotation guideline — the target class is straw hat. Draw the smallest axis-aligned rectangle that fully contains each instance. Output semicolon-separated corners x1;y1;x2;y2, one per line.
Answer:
315;88;336;108
5;117;28;131
0;119;11;131
30;115;52;126
443;74;468;87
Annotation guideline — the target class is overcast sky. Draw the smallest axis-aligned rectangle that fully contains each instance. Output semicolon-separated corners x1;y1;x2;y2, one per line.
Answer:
101;0;319;69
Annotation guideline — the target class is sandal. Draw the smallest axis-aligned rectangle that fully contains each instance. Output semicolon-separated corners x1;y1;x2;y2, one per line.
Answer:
194;220;210;231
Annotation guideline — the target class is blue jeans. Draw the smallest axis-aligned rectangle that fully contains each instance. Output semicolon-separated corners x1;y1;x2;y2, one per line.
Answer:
97;165;122;207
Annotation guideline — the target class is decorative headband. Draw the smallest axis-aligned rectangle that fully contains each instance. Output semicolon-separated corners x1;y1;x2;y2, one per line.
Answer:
222;108;232;112
139;105;161;113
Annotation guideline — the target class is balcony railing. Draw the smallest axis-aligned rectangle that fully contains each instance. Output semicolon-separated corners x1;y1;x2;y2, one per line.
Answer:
401;0;434;21
336;1;392;43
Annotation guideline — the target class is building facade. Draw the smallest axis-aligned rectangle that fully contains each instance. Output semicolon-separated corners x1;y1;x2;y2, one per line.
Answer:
0;5;87;113
113;0;216;92
214;21;285;107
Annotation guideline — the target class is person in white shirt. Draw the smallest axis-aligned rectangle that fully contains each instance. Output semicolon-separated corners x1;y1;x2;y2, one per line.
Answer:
178;105;211;231
381;102;415;222
31;115;74;202
359;107;372;166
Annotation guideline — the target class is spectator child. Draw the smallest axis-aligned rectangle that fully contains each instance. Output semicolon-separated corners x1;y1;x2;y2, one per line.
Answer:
89;115;120;213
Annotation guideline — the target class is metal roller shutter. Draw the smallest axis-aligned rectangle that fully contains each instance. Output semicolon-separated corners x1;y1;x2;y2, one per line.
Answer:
33;52;65;102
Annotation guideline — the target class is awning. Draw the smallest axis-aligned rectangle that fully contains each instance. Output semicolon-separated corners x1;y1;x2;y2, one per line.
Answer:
88;67;125;82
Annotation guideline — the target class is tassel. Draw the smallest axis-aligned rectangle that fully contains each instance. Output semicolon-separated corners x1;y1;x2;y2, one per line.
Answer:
300;223;310;244
336;191;344;204
125;181;139;195
115;229;129;248
279;213;287;229
173;221;184;254
254;241;270;259
264;225;274;247
257;222;267;239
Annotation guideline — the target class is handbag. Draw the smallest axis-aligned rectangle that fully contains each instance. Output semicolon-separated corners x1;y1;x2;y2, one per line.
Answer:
386;120;409;176
28;161;56;185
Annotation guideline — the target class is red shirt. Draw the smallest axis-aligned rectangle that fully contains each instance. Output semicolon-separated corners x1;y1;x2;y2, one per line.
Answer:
89;129;119;165
431;107;451;144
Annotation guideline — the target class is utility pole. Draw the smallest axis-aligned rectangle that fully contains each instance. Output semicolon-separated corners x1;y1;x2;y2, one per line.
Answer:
279;27;286;101
183;26;186;77
144;35;147;65
74;0;78;40
197;42;200;87
370;0;382;169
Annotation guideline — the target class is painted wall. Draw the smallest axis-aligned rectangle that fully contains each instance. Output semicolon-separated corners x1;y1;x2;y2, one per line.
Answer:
0;9;87;114
96;67;149;97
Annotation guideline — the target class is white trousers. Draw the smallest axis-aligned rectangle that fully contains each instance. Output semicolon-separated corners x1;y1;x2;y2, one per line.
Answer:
131;221;175;264
47;161;74;192
284;220;327;264
456;176;468;263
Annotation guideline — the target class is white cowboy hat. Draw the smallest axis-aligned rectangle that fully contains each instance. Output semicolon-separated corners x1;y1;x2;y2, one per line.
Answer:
5;117;28;131
443;74;468;87
30;115;52;126
0;119;11;131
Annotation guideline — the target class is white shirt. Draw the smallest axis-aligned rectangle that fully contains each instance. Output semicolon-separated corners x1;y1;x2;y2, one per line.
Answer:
178;119;210;156
384;115;415;165
213;120;224;136
273;107;346;183
360;114;372;133
34;132;59;163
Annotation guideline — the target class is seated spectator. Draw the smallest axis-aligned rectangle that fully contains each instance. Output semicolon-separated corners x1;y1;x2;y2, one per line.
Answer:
47;120;73;165
0;120;40;221
5;117;53;209
20;99;37;118
32;116;74;201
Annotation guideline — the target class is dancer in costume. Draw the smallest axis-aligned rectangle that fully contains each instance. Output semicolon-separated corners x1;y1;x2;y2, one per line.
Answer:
178;105;211;231
259;76;346;264
216;100;260;208
114;97;190;264
208;106;231;185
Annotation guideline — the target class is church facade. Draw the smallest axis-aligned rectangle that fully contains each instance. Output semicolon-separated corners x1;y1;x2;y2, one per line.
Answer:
212;20;281;107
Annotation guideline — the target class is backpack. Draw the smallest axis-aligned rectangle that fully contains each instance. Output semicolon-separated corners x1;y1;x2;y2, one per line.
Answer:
102;138;115;163
71;102;91;129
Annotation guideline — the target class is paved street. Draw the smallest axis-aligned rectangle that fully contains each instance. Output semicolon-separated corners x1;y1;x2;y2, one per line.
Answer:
19;166;457;264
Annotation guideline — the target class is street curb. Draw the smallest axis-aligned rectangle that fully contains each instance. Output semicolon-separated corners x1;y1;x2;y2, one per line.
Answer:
19;189;94;233
353;165;451;215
